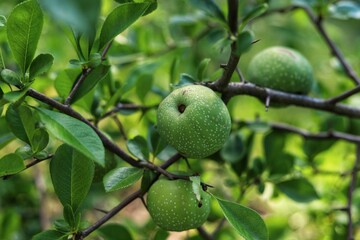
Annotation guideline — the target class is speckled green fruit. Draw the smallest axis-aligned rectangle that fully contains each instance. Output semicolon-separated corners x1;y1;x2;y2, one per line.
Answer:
157;85;231;159
147;178;211;231
247;46;314;94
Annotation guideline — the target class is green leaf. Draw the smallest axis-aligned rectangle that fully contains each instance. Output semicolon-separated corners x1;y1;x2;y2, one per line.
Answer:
99;2;152;50
71;64;110;103
35;107;105;166
0;153;25;177
1;69;22;86
266;152;294;178
127;136;149;160
63;204;80;230
170;57;179;84
2;88;29;103
216;197;268;240
221;132;246;164
136;74;153;103
6;104;35;144
197;58;211;81
189;0;226;24
329;1;360;20
50;144;94;212
103;167;144;192
0;117;15;149
241;3;268;28
264;131;286;163
38;0;100;36
140;169;157;193
7;0;44;74
148;126;167;157
235;31;253;56
98;224;133;240
31;128;49;153
277;178;319;203
176;73;196;88
29;53;54;80
190;176;202;204
32;230;68;240
54;68;81;98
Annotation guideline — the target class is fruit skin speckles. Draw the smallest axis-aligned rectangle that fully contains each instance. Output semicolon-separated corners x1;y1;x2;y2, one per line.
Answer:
156;85;231;159
247;46;314;95
146;178;211;231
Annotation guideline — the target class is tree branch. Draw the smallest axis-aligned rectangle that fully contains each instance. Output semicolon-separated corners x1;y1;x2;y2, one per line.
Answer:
206;82;360;118
213;0;240;90
65;41;113;105
28;89;142;168
100;103;157;120
76;153;182;239
267;122;360;143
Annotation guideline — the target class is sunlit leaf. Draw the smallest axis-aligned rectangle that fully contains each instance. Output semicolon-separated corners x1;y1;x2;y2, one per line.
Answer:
7;0;43;74
197;58;211;81
29;53;54;80
35;107;105;166
99;2;152;50
103;167;144;192
0;153;25;177
216;197;268;240
127;136;149;160
32;230;68;240
189;0;226;23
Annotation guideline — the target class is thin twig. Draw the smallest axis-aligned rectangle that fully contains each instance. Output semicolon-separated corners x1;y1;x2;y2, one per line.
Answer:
197;226;215;240
65;41;113;105
214;0;240;90
100;103;157;120
326;85;360;104
78;189;143;239
112;116;128;140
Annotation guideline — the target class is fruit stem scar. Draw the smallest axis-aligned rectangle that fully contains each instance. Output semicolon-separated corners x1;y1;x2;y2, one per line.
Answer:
178;104;186;113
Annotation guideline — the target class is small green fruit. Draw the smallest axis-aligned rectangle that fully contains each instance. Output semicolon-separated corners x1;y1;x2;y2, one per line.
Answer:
157;85;231;159
247;46;314;94
147;178;211;231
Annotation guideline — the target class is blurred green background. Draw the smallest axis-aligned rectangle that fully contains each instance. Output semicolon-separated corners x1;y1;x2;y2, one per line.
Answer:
1;0;360;239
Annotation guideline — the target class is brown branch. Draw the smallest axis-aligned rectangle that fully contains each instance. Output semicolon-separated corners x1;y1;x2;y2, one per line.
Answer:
268;122;360;143
65;41;113;105
326;85;360;104
78;189;143;239
100;103;157;120
76;153;182;239
27;89;142;168
206;82;360;118
197;226;215;240
264;5;360;105
213;0;240;90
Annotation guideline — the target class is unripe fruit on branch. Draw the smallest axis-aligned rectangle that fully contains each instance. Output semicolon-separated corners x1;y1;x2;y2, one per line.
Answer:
146;178;211;231
157;85;231;159
247;46;314;95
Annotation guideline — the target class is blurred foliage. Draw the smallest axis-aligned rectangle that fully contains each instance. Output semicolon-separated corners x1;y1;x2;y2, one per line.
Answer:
0;0;360;239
